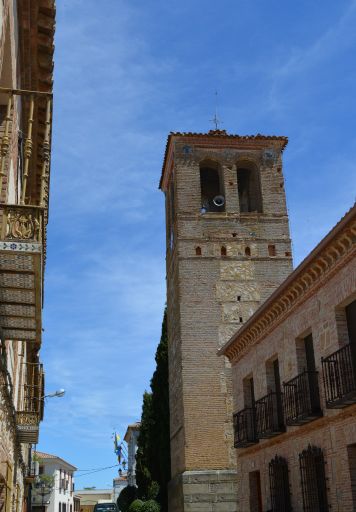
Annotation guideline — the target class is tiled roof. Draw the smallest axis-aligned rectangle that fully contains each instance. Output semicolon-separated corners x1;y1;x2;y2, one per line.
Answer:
35;451;77;470
159;130;289;189
35;451;57;459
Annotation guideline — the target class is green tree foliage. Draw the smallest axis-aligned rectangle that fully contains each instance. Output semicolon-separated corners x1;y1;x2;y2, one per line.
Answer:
136;310;171;511
128;499;144;512
117;486;138;512
141;501;160;512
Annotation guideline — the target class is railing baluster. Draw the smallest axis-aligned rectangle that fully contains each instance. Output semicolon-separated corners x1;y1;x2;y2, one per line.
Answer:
0;93;13;200
20;94;35;205
40;97;52;206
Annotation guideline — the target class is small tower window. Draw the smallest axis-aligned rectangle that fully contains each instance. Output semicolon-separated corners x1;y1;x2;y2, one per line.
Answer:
245;246;251;257
268;244;276;256
221;246;227;257
237;295;241;302
200;160;225;213
195;246;202;256
236;162;262;213
239;317;243;323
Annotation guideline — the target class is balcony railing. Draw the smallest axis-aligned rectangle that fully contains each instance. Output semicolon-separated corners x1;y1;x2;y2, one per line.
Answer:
255;392;285;438
16;362;44;443
283;370;322;426
233;407;258;448
0;87;52;207
322;342;356;408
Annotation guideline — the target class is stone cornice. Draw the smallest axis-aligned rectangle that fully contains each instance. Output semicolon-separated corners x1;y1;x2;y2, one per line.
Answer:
219;205;356;364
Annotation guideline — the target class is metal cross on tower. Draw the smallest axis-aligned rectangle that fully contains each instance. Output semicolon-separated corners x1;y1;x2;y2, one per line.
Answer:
210;90;222;130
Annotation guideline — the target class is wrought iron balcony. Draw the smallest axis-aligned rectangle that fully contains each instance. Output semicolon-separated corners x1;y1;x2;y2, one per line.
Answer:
322;342;356;408
255;392;285;438
16;362;44;443
283;370;322;426
233;407;258;448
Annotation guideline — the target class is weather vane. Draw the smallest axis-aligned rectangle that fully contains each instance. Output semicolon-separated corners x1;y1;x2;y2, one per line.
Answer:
210;90;222;130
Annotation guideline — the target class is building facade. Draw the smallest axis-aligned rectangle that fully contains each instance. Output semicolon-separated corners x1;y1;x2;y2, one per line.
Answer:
123;422;140;487
75;490;113;512
220;205;356;511
0;1;55;511
160;130;293;510
32;452;76;512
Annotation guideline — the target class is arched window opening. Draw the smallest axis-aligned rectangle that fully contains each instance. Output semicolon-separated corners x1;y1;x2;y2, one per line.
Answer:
236;162;262;213
200;161;225;213
195;246;202;256
245;246;251;257
221;246;227;257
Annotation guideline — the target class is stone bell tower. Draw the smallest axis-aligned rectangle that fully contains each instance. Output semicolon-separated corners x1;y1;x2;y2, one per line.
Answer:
159;130;293;511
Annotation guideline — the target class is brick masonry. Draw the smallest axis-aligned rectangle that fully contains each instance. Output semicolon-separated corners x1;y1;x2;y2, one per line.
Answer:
223;209;356;511
161;132;293;511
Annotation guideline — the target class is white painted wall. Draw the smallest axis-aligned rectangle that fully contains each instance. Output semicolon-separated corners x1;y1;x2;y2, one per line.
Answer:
32;458;76;512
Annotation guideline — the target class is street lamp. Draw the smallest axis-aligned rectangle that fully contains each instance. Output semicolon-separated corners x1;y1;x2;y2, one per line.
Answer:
42;389;66;399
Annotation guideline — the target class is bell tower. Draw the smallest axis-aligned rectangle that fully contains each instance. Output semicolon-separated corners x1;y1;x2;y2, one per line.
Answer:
160;130;293;511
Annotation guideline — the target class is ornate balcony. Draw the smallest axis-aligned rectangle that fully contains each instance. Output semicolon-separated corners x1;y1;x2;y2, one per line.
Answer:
255;392;285;438
283;371;322;426
0;88;52;346
233;407;258;448
0;204;44;343
322;343;356;408
16;362;44;444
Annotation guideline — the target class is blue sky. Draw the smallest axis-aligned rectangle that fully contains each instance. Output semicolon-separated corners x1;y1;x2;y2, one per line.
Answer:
38;0;356;489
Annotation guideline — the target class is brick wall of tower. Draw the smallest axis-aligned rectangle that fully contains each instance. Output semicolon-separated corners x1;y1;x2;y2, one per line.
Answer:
163;134;293;480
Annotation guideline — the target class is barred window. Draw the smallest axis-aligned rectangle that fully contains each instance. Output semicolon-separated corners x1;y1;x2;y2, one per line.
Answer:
299;445;328;512
269;456;291;512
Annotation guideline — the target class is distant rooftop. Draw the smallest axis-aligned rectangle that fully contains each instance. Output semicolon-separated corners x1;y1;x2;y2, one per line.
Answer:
35;451;77;471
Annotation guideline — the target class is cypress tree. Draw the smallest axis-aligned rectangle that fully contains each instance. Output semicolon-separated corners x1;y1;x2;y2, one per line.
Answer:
136;309;171;511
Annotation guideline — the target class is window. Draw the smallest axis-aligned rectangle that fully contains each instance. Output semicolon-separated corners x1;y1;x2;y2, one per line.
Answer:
347;443;356;509
195;246;201;256
268;244;276;256
236;162;262;213
200;161;225;212
245;246;251;257
249;471;263;512
269;456;291;512
59;504;61;512
299;445;328;511
221;246;227;256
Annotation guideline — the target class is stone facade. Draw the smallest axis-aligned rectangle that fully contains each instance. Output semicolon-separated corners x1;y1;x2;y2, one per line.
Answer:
160;131;293;511
220;205;356;511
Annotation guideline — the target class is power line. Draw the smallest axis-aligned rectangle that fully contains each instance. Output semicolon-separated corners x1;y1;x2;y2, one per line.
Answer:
75;464;121;477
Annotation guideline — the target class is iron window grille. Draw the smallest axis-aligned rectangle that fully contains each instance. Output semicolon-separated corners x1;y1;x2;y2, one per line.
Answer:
299;445;329;512
255;392;285;438
269;456;291;512
233;407;258;448
322;342;356;408
283;370;322;425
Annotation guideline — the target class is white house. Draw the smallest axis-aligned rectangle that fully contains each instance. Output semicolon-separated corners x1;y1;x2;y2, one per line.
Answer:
32;451;77;512
123;423;140;487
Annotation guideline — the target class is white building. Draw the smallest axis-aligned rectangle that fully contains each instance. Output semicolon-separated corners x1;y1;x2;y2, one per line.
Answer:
32;451;77;512
123;423;140;487
112;474;127;502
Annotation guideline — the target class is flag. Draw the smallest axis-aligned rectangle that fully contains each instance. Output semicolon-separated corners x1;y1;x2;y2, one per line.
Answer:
117;444;122;463
114;432;120;453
